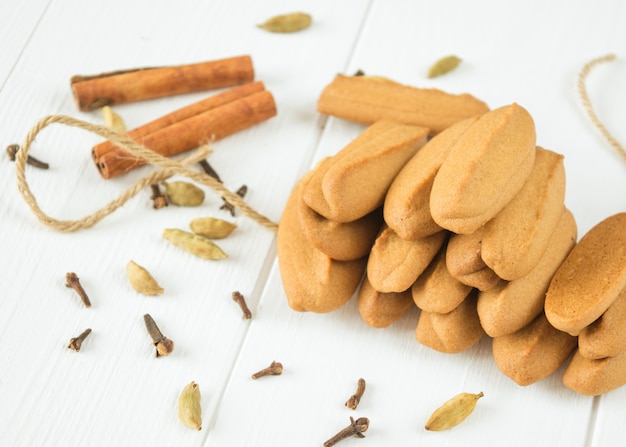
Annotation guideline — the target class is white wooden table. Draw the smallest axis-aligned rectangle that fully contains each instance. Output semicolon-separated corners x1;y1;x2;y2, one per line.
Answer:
1;1;625;446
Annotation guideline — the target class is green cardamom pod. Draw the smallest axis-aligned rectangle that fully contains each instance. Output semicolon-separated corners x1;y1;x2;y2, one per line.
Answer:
427;55;462;78
178;381;202;430
257;12;312;33
163;181;205;207
189;217;237;239
126;260;164;295
425;391;483;431
163;228;228;260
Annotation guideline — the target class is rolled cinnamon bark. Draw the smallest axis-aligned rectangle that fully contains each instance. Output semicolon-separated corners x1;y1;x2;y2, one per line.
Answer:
71;55;255;111
95;89;277;179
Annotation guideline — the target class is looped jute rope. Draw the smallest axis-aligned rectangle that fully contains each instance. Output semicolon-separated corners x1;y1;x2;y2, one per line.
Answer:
577;53;626;164
15;114;279;232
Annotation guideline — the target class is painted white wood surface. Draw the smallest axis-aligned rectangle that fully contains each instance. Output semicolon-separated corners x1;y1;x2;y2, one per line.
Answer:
0;1;624;446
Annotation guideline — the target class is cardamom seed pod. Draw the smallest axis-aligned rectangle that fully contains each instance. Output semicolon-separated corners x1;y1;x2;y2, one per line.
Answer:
427;55;462;78
163;228;228;260
178;381;202;431
101;105;126;133
189;217;237;239
163;181;205;207
126;260;164;295
425;391;483;431
257;12;312;33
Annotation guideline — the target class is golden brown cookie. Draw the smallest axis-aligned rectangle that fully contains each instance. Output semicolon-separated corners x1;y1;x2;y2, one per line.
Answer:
481;147;566;280
578;287;626;360
415;290;484;353
357;276;416;328
302;119;428;222
563;349;626;396
430;103;536;234
492;312;577;386
545;212;626;335
277;174;367;313
384;116;480;240
299;191;382;261
445;229;501;291
367;226;447;293
317;74;489;134
411;242;473;313
477;209;577;337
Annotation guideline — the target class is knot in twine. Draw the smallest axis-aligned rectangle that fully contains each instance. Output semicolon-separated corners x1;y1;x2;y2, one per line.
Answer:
15;114;279;232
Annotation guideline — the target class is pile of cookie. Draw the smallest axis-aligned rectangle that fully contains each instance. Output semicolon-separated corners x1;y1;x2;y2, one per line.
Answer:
277;75;626;395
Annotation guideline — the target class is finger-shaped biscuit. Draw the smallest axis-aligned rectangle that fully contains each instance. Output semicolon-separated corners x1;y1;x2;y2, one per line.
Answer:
357;276;415;328
492;312;577;386
482;147;566;280
477;209;577;337
545;212;626;335
384;116;480;240
415;290;484;353
446;229;501;291
277;174;367;313
430;103;536;234
563;349;626;396
367;226;447;293
411;242;473;313
317;74;489;135
579;287;626;359
303;119;428;222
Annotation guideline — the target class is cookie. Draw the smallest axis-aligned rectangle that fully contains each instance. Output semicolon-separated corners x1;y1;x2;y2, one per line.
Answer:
302;119;428;222
277;174;367;313
563;349;626;396
430;103;537;234
317;74;489;134
545;212;626;335
477;209;577;337
492;312;577;386
481;147;566;280
411;242;473;314
578;286;626;360
446;228;501;291
415;290;484;353
384;116;480;240
367;225;447;293
357;276;415;328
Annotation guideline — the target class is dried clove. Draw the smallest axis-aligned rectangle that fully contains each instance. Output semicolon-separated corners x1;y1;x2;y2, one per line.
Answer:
198;159;222;183
251;360;283;379
65;272;91;308
143;314;174;357
232;291;252;319
221;185;247;217
6;144;49;169
324;416;369;446
150;184;168;209
345;378;366;410
68;328;92;352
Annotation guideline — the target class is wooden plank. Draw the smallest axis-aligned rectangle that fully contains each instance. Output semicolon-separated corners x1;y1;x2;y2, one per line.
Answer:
0;0;371;446
208;0;626;445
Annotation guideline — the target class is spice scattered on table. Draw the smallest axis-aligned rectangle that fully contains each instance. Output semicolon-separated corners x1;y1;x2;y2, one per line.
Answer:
67;328;92;352
425;391;484;431
65;272;91;308
126;260;164;296
257;12;312;33
251;360;283;379
232;291;252;319
163;181;205;207
101;105;126;133
6;144;49;169
150;183;168;209
190;217;237;239
162;228;228;260
427;55;462;78
345;378;366;410
143;314;174;357
221;185;247;216
178;381;202;431
324;416;369;446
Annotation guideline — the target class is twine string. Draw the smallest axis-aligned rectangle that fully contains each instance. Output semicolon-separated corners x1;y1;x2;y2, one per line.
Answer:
15;114;279;232
577;53;626;164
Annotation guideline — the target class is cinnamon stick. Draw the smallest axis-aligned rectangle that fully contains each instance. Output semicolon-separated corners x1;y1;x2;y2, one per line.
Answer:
95;89;277;179
71;55;254;111
317;74;490;135
92;81;265;161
